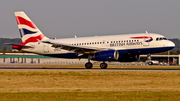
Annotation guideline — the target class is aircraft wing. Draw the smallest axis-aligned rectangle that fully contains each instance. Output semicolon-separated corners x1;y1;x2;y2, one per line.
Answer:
4;43;33;48
42;40;109;54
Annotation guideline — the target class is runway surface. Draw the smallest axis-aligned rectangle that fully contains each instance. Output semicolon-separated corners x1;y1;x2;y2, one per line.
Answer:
0;67;180;72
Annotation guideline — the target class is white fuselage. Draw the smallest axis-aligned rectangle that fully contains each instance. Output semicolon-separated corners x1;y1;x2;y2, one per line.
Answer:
22;33;175;56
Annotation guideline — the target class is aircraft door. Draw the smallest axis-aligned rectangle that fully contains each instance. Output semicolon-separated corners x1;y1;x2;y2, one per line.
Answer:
43;44;49;53
102;40;108;47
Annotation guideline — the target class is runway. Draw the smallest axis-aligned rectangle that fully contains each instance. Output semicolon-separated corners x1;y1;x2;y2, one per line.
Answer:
0;67;180;72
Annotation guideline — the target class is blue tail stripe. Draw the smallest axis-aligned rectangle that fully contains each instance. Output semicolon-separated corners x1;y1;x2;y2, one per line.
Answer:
20;28;37;36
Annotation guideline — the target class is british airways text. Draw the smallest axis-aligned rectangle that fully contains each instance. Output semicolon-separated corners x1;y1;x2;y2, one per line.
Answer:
110;42;143;47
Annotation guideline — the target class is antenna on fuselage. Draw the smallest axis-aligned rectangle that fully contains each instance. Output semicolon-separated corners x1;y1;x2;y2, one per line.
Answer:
74;35;77;38
146;31;148;34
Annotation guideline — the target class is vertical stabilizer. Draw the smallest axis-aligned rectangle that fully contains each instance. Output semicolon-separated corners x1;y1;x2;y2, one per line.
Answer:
15;11;48;44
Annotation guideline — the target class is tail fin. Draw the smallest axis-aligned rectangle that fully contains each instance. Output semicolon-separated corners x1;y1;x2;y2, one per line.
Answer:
15;11;48;44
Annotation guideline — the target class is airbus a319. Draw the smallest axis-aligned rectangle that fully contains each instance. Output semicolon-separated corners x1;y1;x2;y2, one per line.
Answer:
7;11;175;69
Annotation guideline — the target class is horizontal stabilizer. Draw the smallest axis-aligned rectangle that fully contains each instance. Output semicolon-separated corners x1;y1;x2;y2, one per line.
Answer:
4;43;33;48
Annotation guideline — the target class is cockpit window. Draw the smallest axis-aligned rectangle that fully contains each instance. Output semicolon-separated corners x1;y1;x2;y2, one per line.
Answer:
156;37;167;41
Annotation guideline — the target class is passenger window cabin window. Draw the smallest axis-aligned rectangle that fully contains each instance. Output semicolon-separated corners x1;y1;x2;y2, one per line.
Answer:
97;42;99;44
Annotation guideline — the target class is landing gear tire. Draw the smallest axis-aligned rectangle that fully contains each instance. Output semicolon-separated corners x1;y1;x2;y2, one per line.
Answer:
85;62;93;69
100;63;107;69
148;62;153;65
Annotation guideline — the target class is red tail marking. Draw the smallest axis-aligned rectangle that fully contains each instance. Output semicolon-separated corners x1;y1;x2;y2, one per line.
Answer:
23;34;45;43
16;16;36;29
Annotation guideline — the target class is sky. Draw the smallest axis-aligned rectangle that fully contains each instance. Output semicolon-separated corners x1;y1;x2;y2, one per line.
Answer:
0;0;180;39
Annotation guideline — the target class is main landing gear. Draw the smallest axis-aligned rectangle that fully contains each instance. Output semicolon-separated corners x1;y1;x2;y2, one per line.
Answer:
85;55;93;69
85;62;93;69
85;55;107;69
100;62;107;69
85;62;108;69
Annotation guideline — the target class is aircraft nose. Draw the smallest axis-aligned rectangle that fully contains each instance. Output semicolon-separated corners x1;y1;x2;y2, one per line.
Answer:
168;41;175;47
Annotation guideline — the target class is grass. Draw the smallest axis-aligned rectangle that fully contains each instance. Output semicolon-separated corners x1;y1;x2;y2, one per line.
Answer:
0;91;180;101
0;68;180;100
0;71;180;91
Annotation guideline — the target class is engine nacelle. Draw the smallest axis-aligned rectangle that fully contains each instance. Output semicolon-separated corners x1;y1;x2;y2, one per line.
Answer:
91;50;119;61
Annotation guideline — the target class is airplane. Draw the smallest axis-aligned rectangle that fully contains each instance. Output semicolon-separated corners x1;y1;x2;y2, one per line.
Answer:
7;11;175;69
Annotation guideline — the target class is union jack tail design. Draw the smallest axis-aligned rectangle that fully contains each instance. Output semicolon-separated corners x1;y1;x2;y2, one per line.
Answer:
15;11;48;44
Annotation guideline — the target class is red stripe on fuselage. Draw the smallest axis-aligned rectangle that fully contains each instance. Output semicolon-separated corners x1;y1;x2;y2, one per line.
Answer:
130;36;153;39
16;16;36;29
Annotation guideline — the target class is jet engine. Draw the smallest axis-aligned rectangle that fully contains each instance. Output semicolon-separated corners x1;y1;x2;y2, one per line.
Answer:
91;50;119;61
